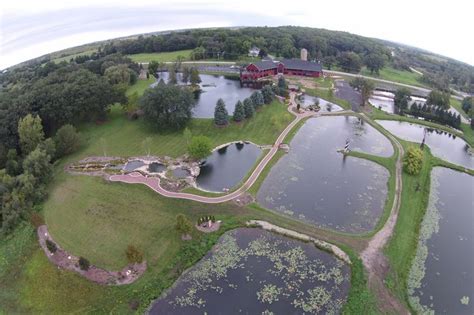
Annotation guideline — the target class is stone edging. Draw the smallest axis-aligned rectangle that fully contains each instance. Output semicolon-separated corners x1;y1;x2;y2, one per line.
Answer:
246;220;351;264
37;225;146;285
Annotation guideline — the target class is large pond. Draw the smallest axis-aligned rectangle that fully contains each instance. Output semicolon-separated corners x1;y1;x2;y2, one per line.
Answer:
197;143;262;192
153;72;254;118
257;116;392;233
377;120;473;169
408;168;473;314
150;228;350;314
298;95;343;112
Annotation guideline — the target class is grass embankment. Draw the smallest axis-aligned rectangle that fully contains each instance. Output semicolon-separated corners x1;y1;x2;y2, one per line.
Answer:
127;50;193;63
383;138;473;311
360;66;424;88
305;87;352;110
76;101;292;160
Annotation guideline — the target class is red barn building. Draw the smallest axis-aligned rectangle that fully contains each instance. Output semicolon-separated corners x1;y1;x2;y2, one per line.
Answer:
240;59;323;82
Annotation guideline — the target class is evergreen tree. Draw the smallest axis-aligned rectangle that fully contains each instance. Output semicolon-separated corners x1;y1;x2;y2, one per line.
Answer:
261;85;274;104
243;98;255;118
214;98;229;126
233;101;245;122
251;91;264;109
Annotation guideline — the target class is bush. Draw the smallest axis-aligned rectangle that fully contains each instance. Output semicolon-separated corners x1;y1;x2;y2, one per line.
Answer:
403;146;423;175
78;257;90;271
126;245;144;264
197;215;216;225
46;239;57;253
188;136;212;159
54;124;82;158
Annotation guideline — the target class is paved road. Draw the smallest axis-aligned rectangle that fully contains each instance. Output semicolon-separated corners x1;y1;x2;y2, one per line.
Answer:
110;93;333;203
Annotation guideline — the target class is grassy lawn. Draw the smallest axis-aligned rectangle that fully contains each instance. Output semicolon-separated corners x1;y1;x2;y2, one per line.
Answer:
360;66;424;88
450;97;469;119
314;76;333;89
127;50;193;63
75;101;292;160
126;77;155;96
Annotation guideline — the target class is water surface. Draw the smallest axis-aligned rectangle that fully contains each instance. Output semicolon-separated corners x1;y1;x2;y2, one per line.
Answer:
150;228;350;314
378;120;472;169
123;160;145;172
298;95;343;112
408;167;473;314
257;116;392;233
197;143;262;192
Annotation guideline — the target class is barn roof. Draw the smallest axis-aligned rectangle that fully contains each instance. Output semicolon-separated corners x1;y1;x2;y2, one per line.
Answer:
250;60;279;70
280;59;323;72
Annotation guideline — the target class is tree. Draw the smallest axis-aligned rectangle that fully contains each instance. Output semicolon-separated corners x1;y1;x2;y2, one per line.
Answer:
277;76;287;96
54;124;82;158
190;67;201;85
78;257;90;271
183;127;192;146
142;137;152;156
18;114;44;155
176;214;193;237
22;148;52;185
104;64;136;85
140;84;195;130
403;147;423;175
188;136;212;159
364;53;386;74
168;66;177;85
323;56;337;70
182;66;190;84
394;88;411;112
125;245;144;263
233;101;245;122
338;52;362;73
214;99;229;126
243;98;255;118
461;97;473;114
427;89;450;109
261;85;274;104
5;149;21;176
148;61;159;77
350;77;374;106
250;91;264;109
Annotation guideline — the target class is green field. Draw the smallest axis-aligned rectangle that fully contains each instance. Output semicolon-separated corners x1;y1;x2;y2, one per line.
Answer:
360;66;424;88
75;102;292;159
52;48;98;63
127;50;193;63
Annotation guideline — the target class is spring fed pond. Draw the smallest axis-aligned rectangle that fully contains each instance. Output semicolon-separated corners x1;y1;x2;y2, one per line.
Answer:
257;116;394;233
408;167;473;314
149;228;350;314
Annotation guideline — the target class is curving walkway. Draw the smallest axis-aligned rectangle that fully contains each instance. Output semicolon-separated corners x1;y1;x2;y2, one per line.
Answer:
109;93;341;203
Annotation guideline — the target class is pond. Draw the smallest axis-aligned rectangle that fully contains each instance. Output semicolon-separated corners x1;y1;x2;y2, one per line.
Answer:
172;167;190;179
197;143;262;192
369;95;395;114
148;162;166;173
149;228;350;314
298;95;343;112
377;120;473;169
257;116;392;233
123;160;146;172
408;167;473;314
152;72;254;118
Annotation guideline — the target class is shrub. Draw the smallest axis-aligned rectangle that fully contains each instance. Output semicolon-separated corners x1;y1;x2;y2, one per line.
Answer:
188;136;212;159
403;146;423;175
78;257;90;271
54;124;82;158
45;239;57;253
126;245;144;264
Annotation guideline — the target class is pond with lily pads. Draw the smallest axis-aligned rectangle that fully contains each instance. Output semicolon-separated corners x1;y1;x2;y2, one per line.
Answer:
197;142;262;192
377;120;473;169
257;116;393;233
408;167;473;314
149;228;350;314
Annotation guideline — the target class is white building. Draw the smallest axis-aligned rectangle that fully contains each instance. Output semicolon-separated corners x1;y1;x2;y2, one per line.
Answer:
248;47;260;57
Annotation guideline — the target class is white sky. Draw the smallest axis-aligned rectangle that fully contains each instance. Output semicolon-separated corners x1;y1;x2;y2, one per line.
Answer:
1;0;473;69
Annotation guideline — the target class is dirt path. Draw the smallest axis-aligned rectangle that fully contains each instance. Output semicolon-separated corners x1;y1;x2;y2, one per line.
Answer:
360;114;409;314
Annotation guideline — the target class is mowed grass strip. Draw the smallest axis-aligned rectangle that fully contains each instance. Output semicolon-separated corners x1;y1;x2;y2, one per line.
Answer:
75;101;292;159
127;50;193;63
